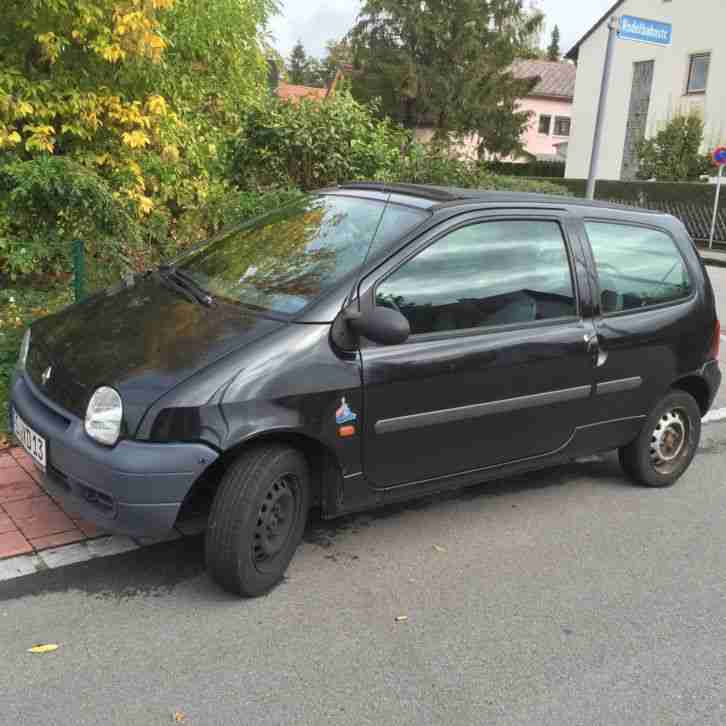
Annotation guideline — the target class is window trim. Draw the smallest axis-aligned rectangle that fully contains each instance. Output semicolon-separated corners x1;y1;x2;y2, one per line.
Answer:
553;116;571;138
369;215;582;344
582;218;696;319
538;115;552;135
685;52;710;95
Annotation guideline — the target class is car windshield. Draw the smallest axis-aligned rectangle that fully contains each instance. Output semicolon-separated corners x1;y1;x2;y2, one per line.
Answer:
177;194;427;315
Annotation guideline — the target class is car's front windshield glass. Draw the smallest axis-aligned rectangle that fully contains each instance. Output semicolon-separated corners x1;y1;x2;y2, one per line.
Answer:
177;194;427;315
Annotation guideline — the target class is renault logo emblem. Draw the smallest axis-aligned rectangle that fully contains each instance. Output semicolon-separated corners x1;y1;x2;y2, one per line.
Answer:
41;366;53;386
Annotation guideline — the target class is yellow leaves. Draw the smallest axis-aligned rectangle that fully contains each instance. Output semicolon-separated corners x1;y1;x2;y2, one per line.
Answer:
162;144;180;163
16;101;34;118
100;43;126;63
0;127;22;149
147;95;167;116
28;644;60;654
127;188;154;216
122;130;150;149
23;124;56;153
137;194;154;215
153;0;176;9
36;32;63;64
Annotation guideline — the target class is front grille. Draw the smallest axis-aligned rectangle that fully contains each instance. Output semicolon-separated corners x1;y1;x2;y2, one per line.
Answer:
79;484;115;513
26;345;87;419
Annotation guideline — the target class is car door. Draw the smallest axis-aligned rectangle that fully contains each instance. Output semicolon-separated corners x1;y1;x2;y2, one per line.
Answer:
578;216;701;424
358;210;596;490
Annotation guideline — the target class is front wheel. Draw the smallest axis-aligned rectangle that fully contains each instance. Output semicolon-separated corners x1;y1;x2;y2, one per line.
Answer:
205;445;310;597
619;390;701;488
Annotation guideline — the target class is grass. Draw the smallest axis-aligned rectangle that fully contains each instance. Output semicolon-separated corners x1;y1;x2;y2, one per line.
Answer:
0;283;72;444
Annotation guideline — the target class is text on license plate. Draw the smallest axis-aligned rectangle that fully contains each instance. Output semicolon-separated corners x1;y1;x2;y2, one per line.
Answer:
13;409;47;471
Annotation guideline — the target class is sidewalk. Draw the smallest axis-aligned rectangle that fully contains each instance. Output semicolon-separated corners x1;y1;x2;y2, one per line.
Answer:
0;447;105;559
0;446;206;563
698;243;726;268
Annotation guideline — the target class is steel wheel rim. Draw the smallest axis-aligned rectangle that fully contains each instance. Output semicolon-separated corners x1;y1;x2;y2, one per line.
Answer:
650;408;689;475
252;474;297;567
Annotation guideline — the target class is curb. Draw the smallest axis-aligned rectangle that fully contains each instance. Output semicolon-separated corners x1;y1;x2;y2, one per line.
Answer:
701;256;726;269
0;517;206;583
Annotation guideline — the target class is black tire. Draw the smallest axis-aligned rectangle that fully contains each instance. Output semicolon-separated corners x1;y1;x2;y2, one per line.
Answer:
205;445;310;597
619;390;701;488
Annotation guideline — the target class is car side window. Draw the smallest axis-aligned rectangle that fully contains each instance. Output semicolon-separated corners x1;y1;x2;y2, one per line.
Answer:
375;220;577;336
585;222;692;314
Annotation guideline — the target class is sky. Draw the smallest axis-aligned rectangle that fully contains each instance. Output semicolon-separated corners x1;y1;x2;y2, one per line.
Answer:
268;0;616;60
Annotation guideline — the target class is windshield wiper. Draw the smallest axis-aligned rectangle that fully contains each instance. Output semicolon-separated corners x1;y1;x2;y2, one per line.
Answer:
159;265;214;307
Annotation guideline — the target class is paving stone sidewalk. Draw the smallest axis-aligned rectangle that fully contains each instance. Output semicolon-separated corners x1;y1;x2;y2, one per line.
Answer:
0;446;106;559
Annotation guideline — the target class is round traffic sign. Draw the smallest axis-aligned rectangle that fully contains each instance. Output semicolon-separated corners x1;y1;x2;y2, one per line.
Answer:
713;147;726;166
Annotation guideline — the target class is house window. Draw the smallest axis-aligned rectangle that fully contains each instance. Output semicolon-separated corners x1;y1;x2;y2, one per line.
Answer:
686;53;710;94
553;117;571;137
538;115;552;135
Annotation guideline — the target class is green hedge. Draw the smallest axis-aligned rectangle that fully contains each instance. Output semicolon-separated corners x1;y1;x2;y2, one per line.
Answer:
483;160;565;178
527;178;726;241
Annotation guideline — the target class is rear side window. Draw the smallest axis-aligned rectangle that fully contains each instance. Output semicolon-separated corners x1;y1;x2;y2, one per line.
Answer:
375;220;577;336
585;222;692;314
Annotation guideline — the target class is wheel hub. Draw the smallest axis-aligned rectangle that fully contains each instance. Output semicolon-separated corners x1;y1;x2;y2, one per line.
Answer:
253;476;295;562
650;409;688;470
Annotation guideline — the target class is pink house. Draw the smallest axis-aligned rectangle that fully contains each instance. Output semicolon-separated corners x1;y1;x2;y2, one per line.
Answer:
414;59;576;162
510;59;576;162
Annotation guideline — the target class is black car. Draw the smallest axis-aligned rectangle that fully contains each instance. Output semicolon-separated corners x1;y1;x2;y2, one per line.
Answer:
9;183;721;596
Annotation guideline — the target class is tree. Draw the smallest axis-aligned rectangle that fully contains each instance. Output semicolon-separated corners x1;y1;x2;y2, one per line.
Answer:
321;38;353;86
350;0;543;156
289;40;309;84
547;25;561;61
636;113;713;181
0;0;276;275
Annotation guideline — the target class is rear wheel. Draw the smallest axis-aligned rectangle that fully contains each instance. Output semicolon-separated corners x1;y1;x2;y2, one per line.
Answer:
205;445;310;597
619;390;701;488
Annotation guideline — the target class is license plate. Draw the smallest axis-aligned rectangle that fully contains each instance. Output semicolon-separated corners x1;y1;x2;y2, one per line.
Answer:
13;409;47;472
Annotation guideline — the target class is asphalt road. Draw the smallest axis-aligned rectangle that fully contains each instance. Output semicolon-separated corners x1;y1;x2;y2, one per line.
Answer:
2;420;726;726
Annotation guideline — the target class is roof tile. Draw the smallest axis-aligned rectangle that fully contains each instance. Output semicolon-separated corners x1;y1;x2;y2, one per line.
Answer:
511;60;577;100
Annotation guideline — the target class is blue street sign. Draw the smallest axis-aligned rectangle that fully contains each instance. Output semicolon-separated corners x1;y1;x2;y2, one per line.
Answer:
618;15;673;46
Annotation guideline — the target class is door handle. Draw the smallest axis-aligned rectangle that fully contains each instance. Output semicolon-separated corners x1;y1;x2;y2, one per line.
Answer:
584;332;599;354
584;333;607;367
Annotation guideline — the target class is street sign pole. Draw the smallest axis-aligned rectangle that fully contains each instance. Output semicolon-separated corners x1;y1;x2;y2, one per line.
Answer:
586;16;619;200
709;164;725;250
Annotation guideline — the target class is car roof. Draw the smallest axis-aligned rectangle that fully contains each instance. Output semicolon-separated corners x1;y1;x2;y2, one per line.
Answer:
334;182;664;218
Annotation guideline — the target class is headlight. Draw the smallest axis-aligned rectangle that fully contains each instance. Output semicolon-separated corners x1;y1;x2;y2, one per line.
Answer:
18;329;31;369
85;387;123;446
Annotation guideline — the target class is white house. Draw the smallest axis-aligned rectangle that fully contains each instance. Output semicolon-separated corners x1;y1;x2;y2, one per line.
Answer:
565;0;726;180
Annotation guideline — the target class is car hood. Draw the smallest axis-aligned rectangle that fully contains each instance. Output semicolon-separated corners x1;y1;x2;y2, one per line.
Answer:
26;273;285;430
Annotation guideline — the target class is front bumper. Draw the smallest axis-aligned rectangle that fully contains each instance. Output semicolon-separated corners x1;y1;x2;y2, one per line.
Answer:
9;373;219;537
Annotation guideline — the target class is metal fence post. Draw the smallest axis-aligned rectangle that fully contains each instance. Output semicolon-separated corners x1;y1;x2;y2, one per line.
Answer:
72;239;86;302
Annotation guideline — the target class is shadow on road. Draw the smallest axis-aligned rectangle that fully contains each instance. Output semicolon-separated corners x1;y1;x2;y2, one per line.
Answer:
0;454;629;603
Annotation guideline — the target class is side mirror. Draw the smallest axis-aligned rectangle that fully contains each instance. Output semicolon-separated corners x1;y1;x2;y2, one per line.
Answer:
345;306;410;346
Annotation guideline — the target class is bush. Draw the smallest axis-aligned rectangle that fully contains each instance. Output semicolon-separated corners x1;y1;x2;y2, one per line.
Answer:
636;113;713;181
0;157;141;284
393;143;565;194
483;160;566;178
228;92;409;191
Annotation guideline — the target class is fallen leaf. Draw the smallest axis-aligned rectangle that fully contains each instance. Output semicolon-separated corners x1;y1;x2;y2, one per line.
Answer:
173;711;186;723
432;544;447;553
28;644;59;654
395;615;408;623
